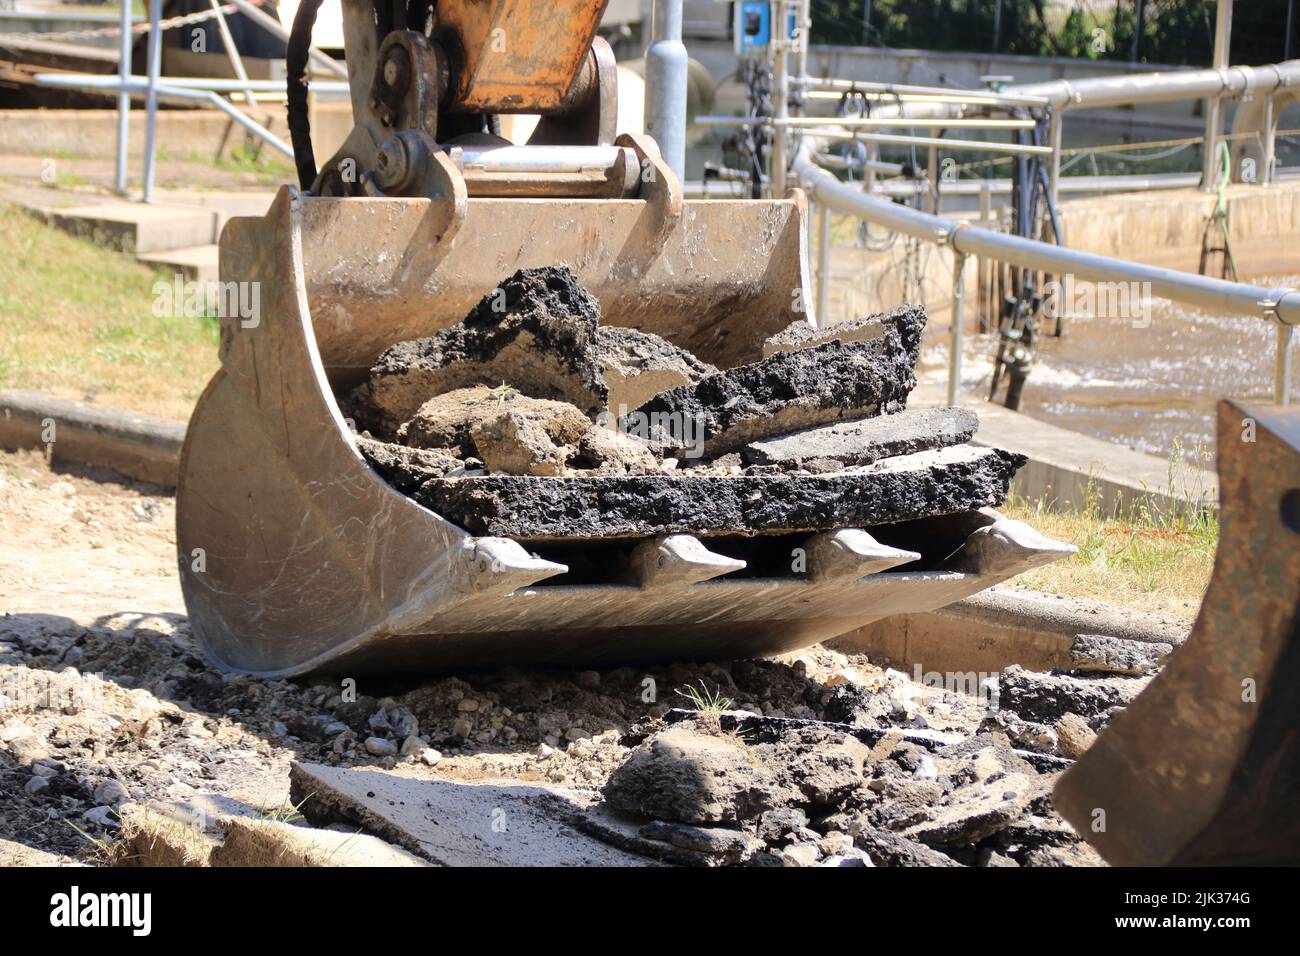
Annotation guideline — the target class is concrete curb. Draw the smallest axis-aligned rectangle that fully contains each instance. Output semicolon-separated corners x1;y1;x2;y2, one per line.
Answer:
830;586;1189;676
911;383;1218;519
0;389;185;488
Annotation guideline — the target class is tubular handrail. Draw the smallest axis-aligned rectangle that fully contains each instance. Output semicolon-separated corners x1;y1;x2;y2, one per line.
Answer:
794;140;1298;405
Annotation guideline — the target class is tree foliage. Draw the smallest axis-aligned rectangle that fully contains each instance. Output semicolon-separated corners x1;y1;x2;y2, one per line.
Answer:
808;0;1295;66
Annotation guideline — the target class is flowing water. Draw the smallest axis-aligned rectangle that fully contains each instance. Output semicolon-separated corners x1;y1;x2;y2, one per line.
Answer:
922;273;1299;466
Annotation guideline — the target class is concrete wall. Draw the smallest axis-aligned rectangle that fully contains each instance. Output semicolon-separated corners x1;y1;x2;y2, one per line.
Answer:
0;109;252;162
0;104;353;170
829;587;1187;675
1061;181;1300;276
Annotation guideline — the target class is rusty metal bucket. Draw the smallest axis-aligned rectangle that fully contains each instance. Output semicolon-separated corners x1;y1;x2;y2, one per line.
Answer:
176;186;1073;677
1055;400;1300;866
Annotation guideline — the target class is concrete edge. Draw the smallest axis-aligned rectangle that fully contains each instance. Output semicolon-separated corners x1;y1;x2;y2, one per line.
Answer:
910;384;1218;519
110;801;428;867
829;585;1191;676
0;389;185;488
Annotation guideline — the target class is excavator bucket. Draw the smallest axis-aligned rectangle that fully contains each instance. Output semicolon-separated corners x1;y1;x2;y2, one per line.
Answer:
1054;400;1300;866
175;0;1073;677
174;187;1073;677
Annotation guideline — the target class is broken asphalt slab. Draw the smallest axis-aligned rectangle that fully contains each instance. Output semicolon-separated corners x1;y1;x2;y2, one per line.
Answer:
742;406;979;469
365;266;609;429
596;326;717;413
289;762;658;867
633;306;926;459
355;435;462;493
417;445;1026;540
761;308;907;357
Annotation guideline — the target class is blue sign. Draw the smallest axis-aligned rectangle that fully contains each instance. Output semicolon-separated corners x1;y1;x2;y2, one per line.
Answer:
736;1;771;53
735;2;800;54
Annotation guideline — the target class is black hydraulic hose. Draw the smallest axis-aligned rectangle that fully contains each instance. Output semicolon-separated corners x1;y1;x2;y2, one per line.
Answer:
287;0;325;191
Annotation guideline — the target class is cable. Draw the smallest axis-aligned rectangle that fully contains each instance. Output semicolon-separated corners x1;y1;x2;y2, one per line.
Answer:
287;0;325;190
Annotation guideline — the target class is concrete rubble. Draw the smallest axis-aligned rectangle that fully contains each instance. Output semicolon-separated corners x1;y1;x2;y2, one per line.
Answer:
633;307;923;459
1065;633;1172;676
347;265;1025;541
109;803;427;867
362;266;610;428
353;436;461;493
761;308;898;357
289;762;653;867
400;386;587;456
596;326;718;412
1;560;1158;866
996;665;1148;729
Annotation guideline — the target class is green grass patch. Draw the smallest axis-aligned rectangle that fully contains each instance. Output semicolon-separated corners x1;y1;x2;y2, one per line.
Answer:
0;202;220;420
1000;448;1217;619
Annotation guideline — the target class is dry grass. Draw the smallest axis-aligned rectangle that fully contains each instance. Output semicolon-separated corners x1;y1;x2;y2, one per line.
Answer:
1000;479;1217;622
0;202;219;421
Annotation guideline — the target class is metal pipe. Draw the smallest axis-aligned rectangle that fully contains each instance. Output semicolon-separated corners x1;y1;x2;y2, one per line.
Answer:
812;152;903;175
1132;0;1146;63
207;0;258;109
795;0;810;86
813;128;1052;156
794;148;1300;329
1288;0;1296;61
36;74;294;158
1202;0;1233;190
225;0;348;80
191;87;294;158
927;129;938;214
977;184;991;332
457;145;633;173
949;252;966;406
812;141;1296;402
1047;109;1062;209
142;0;162;204
644;0;687;182
1279;324;1295;404
804;90;1035;106
795;76;1049;107
114;0;131;195
817;202;831;326
35;73;348;94
832;61;1300;130
871;171;1233;196
771;0;789;196
1263;95;1276;185
698;115;1036;129
1044;61;1293;112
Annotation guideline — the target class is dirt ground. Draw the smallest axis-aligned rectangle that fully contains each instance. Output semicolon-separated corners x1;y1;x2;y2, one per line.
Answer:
0;448;1125;866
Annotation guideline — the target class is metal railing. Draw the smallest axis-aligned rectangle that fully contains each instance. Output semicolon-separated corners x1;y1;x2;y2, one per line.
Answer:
22;0;347;202
795;139;1298;406
746;0;1300;407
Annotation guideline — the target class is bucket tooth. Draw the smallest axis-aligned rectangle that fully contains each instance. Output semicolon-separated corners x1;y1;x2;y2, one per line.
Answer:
946;514;1076;576
465;537;568;594
624;534;746;587
804;529;920;581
